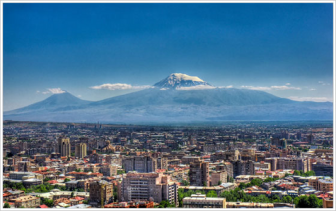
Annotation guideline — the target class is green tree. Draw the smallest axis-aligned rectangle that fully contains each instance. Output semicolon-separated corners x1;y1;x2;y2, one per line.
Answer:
272;194;280;202
117;170;125;175
218;181;222;185
284;173;292;177
281;195;292;203
181;180;189;186
158;200;175;208
302;171;316;177
239;183;247;189
264;177;278;183
64;178;71;183
43;178;51;183
308;194;323;208
3;203;10;208
295;195;310;208
293;170;301;176
227;176;234;183
250;178;263;187
71;192;74;198
41;198;54;207
206;190;217;198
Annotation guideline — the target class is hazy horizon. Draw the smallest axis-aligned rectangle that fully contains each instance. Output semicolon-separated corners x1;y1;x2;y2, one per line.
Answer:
3;3;333;111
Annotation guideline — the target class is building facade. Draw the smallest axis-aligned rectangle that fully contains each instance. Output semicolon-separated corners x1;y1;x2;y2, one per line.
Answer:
122;156;157;173
89;180;114;207
189;160;210;187
119;172;178;206
183;194;226;208
75;143;87;159
57;137;71;157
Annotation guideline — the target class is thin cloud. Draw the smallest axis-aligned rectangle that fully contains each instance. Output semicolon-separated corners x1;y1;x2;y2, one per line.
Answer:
177;85;234;90
177;85;216;90
310;88;316;91
218;85;233;89
288;96;333;102
285;83;291;86
41;88;66;94
270;86;301;90
90;83;152;90
318;81;331;86
241;85;301;91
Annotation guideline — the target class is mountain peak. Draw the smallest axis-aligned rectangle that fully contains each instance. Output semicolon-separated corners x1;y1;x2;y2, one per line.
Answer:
154;73;211;89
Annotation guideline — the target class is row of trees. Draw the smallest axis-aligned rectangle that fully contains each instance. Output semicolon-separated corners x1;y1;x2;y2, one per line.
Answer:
238;178;264;189
3;181;84;193
41;198;54;207
220;187;322;208
156;200;175;208
177;189;219;207
293;170;316;177
294;195;323;208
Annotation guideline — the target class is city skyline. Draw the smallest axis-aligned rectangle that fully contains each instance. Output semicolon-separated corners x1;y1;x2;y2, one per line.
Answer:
3;3;334;111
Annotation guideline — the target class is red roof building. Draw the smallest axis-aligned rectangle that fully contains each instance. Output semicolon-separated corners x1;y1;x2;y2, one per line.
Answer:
39;205;49;208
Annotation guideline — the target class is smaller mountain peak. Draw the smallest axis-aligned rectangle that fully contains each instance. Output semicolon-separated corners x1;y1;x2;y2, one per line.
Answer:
154;73;211;89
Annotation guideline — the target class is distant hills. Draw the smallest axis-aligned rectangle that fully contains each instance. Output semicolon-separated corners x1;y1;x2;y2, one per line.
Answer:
4;73;333;123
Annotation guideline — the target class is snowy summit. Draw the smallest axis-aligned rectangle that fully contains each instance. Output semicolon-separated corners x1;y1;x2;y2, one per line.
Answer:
154;73;212;89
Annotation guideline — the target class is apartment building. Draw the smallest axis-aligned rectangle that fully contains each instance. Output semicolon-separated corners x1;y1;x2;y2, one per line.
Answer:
75;143;87;159
119;172;178;206
12;195;40;208
122;156;157;173
183;194;226;208
189;160;210;187
89;180;113;207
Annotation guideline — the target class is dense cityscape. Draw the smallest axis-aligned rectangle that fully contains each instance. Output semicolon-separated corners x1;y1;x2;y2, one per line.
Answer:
2;120;333;208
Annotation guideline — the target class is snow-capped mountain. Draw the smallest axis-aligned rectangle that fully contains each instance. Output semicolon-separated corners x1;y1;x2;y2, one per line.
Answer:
154;73;212;89
3;73;333;123
4;92;91;115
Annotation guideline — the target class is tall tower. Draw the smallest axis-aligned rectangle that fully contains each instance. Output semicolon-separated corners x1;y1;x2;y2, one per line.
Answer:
57;137;71;157
75;143;87;159
189;160;209;187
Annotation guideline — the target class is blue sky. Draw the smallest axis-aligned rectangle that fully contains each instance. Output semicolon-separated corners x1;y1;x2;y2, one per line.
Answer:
3;3;333;111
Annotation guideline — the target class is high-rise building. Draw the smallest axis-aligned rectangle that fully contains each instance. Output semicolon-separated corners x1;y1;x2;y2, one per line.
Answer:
210;171;227;186
265;157;308;172
271;138;287;149
307;134;314;144
17;161;30;172
241;149;255;161
297;132;302;140
312;162;333;176
122;156;157;173
210;150;240;162
75;143;87;159
89;180;114;207
232;160;254;177
189;160;210;187
119;172;178;206
57;137;71;157
89;150;103;164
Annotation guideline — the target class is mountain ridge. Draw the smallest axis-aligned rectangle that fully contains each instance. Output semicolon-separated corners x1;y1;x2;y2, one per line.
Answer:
3;73;333;123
